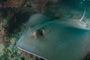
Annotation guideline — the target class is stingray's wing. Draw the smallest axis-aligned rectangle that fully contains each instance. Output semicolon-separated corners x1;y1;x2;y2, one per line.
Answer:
17;19;90;60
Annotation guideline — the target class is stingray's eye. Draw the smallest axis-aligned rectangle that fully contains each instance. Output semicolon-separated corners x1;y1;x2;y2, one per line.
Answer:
33;29;44;37
36;29;44;36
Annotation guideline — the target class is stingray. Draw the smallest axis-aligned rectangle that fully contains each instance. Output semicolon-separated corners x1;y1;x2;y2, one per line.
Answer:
16;9;90;60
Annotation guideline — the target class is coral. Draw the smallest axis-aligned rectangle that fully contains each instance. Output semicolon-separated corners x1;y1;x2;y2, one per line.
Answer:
54;13;66;19
72;14;81;19
17;50;44;60
4;0;24;8
50;0;59;3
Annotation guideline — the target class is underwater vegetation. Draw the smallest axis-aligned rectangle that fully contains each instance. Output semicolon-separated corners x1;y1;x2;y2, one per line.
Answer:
0;0;90;60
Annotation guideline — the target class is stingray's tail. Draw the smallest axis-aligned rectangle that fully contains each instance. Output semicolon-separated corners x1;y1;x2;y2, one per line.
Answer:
79;8;86;21
79;8;87;27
